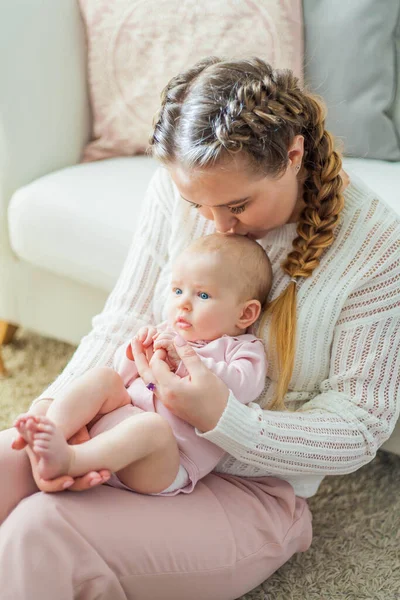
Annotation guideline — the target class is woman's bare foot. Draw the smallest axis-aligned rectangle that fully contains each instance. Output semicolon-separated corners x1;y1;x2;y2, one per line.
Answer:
15;415;73;480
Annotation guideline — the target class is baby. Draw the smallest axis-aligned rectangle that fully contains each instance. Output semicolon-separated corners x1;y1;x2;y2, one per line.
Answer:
13;233;273;496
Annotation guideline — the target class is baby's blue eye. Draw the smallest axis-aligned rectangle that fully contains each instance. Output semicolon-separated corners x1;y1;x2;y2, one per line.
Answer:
174;288;183;295
199;292;209;300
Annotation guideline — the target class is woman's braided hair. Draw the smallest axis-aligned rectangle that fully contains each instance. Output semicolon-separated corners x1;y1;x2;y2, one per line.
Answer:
149;57;344;410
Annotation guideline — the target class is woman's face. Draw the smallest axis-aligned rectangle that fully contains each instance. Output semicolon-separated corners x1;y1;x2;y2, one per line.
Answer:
168;135;305;239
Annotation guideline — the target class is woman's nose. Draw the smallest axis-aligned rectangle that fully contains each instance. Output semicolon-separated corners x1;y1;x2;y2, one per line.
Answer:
212;208;237;233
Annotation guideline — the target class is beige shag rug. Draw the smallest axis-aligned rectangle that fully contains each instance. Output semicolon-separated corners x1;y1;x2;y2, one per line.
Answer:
1;329;400;600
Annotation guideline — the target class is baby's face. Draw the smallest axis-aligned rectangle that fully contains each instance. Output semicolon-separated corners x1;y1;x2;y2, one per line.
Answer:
167;252;244;342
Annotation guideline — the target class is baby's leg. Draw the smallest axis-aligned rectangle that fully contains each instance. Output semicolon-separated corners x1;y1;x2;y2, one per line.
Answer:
46;367;131;441
26;412;180;493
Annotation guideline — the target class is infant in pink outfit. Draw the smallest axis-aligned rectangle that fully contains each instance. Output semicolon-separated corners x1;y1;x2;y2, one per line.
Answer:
14;233;272;496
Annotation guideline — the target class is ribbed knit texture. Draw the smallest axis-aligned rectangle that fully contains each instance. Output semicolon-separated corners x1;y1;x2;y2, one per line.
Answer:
36;166;400;497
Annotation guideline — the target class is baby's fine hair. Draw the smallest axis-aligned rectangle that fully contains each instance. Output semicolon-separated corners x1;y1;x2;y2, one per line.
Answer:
186;233;272;307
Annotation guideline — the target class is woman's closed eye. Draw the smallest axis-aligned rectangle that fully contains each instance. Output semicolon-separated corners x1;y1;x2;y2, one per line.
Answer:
229;204;246;214
189;202;247;214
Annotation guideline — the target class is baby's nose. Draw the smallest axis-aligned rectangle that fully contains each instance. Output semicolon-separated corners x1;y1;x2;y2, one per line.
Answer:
178;295;191;310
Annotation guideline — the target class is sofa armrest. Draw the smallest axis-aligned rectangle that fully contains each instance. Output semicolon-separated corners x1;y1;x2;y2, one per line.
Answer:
0;0;91;202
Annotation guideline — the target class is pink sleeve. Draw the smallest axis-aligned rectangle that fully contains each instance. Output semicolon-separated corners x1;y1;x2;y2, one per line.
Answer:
113;342;139;387
199;339;267;404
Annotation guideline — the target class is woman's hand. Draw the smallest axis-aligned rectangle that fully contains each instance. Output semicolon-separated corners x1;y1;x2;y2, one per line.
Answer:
12;398;111;493
130;335;229;432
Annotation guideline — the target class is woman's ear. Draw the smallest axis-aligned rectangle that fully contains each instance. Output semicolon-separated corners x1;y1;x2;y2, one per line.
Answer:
288;134;304;168
236;300;262;330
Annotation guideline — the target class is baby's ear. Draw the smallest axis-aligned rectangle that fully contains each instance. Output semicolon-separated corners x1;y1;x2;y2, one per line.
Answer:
236;300;262;330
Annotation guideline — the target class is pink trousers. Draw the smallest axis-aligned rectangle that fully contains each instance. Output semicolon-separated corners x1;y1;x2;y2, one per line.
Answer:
0;423;312;600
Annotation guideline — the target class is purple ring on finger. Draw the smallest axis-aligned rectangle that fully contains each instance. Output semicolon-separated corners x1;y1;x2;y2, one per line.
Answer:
146;382;156;391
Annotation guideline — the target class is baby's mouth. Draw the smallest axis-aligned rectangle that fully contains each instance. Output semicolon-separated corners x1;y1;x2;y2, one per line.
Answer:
176;317;192;329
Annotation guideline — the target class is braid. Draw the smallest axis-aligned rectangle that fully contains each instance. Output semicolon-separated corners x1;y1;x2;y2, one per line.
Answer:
149;57;344;410
150;56;220;161
262;92;344;411
284;99;344;279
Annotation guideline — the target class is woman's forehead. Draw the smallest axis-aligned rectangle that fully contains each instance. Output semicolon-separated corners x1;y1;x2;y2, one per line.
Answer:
168;161;268;206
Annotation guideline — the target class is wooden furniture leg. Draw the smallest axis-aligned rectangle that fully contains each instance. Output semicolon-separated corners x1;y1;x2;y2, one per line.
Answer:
0;350;5;376
0;322;18;376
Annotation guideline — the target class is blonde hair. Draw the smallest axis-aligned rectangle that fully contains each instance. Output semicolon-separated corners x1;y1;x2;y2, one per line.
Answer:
150;57;344;410
185;233;272;306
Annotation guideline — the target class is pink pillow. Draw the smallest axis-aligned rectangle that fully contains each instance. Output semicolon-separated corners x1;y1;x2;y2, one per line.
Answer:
79;0;304;162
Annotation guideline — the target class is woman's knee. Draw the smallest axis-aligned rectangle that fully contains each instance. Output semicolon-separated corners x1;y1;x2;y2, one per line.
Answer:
0;428;37;524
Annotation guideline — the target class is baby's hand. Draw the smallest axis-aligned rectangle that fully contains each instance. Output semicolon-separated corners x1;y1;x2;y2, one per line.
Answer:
153;331;181;371
135;326;158;348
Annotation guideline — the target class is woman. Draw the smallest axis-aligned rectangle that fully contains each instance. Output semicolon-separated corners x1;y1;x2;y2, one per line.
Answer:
1;57;399;600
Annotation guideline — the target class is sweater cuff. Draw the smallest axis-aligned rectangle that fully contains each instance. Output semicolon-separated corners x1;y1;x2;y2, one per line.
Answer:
195;391;257;451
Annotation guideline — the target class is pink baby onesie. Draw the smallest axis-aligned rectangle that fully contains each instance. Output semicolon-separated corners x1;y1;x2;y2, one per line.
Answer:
111;330;267;495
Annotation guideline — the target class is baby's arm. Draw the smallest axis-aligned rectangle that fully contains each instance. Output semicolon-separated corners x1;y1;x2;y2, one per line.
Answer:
193;340;267;404
153;336;267;402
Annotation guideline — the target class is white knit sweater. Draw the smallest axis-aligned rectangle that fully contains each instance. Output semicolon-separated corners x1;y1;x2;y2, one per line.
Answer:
37;166;400;498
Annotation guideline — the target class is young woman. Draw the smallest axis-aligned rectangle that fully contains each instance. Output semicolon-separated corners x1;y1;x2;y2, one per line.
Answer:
1;57;399;600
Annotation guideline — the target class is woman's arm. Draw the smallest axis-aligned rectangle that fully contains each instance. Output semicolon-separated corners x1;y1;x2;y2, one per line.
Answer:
134;214;400;477
31;166;175;407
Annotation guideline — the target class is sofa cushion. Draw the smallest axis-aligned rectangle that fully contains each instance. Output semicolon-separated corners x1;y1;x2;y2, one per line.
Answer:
303;0;400;161
8;157;159;292
78;0;304;162
342;158;400;216
8;157;399;296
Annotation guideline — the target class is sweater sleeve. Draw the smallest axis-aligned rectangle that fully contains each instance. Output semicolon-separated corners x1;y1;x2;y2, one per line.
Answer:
31;167;174;406
197;220;400;476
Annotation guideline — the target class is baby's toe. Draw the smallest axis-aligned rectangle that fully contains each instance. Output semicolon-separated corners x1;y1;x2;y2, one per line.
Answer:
13;413;28;427
36;415;55;429
36;421;54;434
25;416;39;431
34;430;51;443
14;419;29;439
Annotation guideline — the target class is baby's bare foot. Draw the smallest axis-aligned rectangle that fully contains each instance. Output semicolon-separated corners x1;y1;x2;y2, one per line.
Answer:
14;414;38;447
27;416;74;480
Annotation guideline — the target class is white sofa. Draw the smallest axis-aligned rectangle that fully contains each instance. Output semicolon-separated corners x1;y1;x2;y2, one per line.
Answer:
1;0;399;454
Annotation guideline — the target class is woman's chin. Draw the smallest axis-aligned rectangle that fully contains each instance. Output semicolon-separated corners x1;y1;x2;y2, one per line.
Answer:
246;231;268;240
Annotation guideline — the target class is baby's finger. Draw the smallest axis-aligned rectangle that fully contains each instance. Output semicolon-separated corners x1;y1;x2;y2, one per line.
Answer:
153;339;170;351
157;331;174;341
144;329;156;346
137;329;147;343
